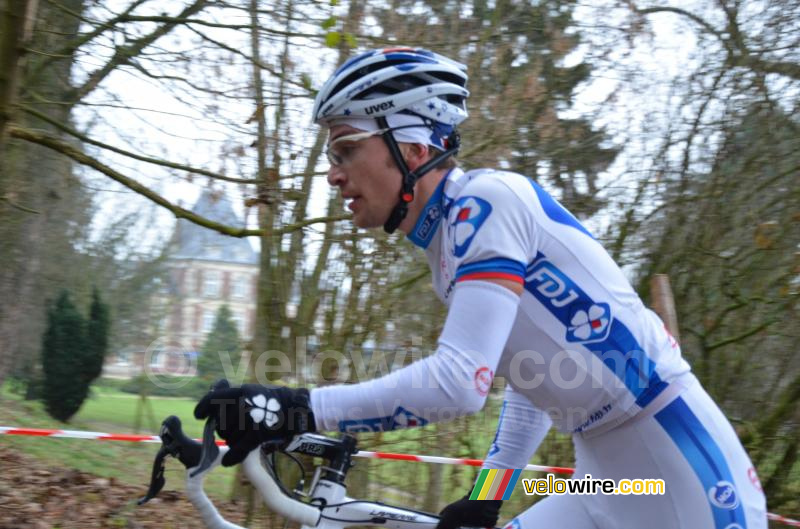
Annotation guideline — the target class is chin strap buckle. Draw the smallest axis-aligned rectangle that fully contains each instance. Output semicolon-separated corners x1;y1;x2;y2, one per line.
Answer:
379;117;460;234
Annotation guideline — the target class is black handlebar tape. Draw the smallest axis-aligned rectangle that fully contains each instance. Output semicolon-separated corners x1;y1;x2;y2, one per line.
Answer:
138;446;167;505
190;417;220;478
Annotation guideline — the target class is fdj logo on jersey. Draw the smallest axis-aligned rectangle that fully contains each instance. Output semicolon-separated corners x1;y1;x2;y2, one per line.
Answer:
526;258;613;344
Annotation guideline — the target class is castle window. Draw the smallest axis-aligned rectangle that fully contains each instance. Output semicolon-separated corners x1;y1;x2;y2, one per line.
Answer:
203;270;221;298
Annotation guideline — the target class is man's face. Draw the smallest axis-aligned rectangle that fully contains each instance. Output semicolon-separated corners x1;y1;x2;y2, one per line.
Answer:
326;124;402;229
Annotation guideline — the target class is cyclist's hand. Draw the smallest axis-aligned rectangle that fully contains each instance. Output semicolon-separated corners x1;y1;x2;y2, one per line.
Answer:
194;379;316;466
437;493;502;529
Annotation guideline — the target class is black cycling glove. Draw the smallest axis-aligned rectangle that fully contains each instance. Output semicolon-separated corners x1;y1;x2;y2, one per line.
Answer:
437;492;503;529
194;379;316;466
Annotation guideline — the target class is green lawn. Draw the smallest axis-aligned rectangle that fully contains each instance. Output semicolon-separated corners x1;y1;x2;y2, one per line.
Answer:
79;385;205;437
0;380;522;510
0;383;235;498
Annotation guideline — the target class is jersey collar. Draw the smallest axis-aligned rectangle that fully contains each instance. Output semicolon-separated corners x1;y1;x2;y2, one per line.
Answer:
407;168;461;249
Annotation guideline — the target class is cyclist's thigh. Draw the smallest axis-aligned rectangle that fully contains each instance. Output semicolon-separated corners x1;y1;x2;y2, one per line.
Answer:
677;379;767;528
501;493;598;529
574;378;767;529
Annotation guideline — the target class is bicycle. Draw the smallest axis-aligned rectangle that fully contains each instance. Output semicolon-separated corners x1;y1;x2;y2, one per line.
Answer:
138;415;471;529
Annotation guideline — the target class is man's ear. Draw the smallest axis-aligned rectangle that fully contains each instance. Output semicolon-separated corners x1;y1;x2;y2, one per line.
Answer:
401;143;430;171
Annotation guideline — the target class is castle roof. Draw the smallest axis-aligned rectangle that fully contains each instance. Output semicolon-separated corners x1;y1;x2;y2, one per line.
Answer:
170;190;258;265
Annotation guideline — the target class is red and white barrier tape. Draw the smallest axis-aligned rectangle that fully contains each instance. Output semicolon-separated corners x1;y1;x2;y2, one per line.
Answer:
0;426;224;445
0;426;575;474
768;514;800;528
1;426;794;525
356;449;575;474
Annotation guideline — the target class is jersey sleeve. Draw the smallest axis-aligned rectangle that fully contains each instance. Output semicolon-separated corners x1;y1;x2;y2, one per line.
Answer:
310;281;520;433
446;175;536;286
482;384;552;470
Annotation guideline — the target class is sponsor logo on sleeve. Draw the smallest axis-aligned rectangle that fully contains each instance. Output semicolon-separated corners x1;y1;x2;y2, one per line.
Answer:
474;366;494;396
415;202;442;241
708;481;739;510
747;467;763;492
448;196;492;258
338;407;427;432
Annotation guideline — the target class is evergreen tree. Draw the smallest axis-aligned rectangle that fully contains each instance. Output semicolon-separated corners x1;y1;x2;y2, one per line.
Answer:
86;287;110;381
369;0;618;218
41;291;89;422
40;288;112;422
198;305;241;381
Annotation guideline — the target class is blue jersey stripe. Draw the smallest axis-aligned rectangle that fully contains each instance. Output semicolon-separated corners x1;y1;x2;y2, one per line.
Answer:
487;399;508;457
456;258;526;281
655;397;748;528
337;406;429;433
524;253;665;409
408;172;448;249
529;180;594;239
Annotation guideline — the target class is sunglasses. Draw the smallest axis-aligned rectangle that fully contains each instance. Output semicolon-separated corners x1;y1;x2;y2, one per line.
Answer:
325;128;392;167
325;123;437;167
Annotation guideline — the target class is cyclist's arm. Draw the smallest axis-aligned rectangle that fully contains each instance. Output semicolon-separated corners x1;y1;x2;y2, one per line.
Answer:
311;279;520;431
311;174;534;433
482;384;552;469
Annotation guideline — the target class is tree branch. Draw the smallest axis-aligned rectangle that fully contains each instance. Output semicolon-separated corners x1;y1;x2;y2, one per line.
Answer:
636;6;724;41
20;104;259;184
26;0;149;84
119;14;252;29
126;58;234;97
1;193;40;214
9;123;350;237
276;214;351;235
187;26;314;96
637;5;800;81
706;319;776;351
738;57;800;81
69;0;209;106
9;123;261;236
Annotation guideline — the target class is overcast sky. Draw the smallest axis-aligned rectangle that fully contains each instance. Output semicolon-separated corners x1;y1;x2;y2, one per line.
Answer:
76;1;700;260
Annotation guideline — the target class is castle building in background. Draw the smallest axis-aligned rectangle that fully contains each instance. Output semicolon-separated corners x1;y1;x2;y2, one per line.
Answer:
160;189;259;350
105;190;259;378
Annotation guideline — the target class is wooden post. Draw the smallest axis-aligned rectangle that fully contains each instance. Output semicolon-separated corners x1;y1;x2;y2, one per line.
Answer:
650;274;680;343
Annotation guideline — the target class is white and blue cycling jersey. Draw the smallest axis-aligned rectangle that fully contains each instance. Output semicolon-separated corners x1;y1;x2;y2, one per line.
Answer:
310;167;766;529
406;166;690;437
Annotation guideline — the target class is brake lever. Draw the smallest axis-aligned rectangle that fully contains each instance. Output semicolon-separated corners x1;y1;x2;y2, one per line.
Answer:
138;446;168;505
189;417;220;478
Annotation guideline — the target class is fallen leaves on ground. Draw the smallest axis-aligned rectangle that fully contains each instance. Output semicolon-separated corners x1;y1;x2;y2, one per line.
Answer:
0;447;251;529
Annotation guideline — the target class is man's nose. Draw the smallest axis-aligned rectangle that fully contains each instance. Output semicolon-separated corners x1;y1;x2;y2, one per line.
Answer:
327;165;346;187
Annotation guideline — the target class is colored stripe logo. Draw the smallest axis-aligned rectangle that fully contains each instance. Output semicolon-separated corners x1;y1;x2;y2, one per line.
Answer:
470;469;522;500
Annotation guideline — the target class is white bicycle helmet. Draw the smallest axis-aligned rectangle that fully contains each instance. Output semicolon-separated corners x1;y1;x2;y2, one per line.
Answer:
313;47;470;233
312;47;469;126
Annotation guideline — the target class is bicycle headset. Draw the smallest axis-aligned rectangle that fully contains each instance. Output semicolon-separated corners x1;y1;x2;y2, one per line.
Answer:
312;47;470;233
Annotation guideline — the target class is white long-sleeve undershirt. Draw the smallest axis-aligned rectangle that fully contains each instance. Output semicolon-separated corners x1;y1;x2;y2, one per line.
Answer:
310;281;521;432
482;384;552;469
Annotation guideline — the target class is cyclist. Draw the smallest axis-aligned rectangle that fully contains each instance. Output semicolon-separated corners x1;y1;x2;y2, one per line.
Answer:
195;47;768;529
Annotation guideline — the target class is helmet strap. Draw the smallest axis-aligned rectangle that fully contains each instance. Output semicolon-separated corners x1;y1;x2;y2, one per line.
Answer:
378;116;461;234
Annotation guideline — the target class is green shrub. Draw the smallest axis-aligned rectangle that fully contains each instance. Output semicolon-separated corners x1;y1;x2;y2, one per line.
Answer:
40;289;111;422
119;374;211;399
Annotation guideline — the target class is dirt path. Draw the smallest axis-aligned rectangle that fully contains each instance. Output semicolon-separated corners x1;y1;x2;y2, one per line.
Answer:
0;448;250;529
